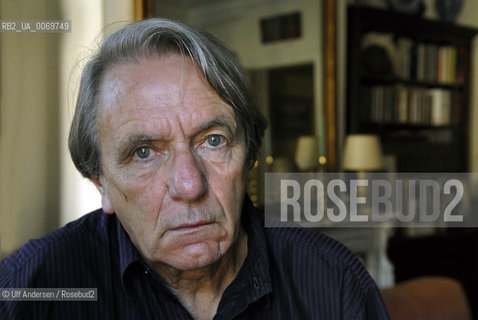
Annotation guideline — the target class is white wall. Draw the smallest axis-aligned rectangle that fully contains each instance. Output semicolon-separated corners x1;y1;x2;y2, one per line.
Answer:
189;0;321;69
59;0;103;228
0;0;62;255
0;0;133;256
59;0;133;226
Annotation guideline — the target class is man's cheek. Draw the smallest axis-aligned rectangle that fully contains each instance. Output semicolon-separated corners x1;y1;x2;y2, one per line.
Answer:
118;173;161;196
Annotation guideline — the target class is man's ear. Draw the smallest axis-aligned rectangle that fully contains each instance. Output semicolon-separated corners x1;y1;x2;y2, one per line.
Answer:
92;175;115;214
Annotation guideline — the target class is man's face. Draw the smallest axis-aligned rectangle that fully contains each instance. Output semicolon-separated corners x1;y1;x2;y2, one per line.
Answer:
95;54;248;271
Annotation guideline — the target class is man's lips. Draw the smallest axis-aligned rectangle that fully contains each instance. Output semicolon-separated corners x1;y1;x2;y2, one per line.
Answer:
169;220;215;231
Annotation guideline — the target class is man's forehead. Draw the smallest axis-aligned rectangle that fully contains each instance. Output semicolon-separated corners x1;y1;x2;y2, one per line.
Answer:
96;55;240;141
98;54;228;112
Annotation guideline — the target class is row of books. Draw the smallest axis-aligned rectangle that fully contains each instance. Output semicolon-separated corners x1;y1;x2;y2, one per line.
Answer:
369;86;459;126
399;41;465;84
362;33;466;84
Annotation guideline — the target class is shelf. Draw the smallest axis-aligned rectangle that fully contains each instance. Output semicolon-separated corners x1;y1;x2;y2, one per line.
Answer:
346;5;477;172
349;5;477;45
361;122;458;131
361;76;465;90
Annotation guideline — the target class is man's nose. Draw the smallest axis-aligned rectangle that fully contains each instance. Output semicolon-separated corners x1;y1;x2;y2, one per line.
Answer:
168;149;207;202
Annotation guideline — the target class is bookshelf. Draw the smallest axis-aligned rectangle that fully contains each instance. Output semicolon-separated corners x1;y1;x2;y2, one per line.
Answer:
346;5;478;172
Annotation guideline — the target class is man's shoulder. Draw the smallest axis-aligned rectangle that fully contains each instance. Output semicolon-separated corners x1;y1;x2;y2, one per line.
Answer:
251;207;389;319
0;209;111;287
264;225;371;280
264;226;386;317
250;205;362;271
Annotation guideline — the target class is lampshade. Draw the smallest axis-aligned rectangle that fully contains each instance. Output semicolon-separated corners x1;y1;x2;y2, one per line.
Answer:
342;134;384;171
295;136;318;171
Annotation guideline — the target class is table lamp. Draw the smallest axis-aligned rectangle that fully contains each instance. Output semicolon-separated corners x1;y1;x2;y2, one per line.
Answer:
343;134;384;215
295;135;319;172
342;134;384;172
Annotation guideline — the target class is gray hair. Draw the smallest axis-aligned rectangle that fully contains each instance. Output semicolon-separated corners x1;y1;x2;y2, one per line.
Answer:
69;18;267;179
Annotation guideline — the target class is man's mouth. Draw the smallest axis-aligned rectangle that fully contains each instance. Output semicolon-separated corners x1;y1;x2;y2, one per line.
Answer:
170;220;215;231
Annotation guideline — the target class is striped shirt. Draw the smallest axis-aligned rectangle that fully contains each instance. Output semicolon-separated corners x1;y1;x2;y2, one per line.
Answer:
0;197;390;319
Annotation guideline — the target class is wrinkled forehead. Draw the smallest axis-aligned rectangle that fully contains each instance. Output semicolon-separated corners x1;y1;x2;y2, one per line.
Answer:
95;54;241;140
98;53;189;103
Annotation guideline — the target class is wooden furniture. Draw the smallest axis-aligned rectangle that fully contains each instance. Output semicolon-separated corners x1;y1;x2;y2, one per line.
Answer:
387;230;478;318
381;277;471;320
346;5;477;172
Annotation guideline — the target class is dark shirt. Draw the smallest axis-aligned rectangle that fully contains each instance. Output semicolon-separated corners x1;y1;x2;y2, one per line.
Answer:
0;197;390;319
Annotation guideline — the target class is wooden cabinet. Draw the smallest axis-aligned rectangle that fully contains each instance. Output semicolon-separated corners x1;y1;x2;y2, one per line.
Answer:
346;5;477;172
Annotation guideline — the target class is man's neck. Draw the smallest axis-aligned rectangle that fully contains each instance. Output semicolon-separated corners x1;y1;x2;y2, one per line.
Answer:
154;228;248;320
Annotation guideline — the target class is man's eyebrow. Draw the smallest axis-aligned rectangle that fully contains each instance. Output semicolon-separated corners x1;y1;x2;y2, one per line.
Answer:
116;135;159;163
196;116;238;138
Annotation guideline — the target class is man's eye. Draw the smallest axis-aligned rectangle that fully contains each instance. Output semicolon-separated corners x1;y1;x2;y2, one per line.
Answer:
206;135;223;147
135;146;151;159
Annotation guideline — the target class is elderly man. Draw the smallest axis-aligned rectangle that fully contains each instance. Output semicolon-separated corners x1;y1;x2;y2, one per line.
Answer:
0;19;389;319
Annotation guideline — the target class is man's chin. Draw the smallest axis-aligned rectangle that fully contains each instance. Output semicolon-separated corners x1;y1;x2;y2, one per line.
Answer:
161;242;225;272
